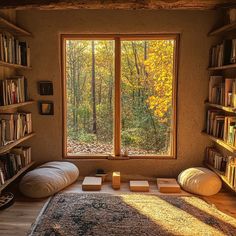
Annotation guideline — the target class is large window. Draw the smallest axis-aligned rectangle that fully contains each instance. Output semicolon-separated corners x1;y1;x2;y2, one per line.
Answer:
62;35;178;158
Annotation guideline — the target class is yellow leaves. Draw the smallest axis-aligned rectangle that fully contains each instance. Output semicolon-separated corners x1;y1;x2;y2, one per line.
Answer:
144;40;174;122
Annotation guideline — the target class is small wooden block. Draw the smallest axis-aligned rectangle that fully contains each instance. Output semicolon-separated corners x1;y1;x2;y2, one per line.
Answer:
157;178;181;193
95;173;107;182
112;172;120;190
130;180;149;192
82;177;102;191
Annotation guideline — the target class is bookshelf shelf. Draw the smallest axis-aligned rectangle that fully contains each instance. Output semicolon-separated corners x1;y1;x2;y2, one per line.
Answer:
0;101;35;111
208;64;236;71
0;60;32;70
208;22;236;36
202;132;236;153
205;163;235;191
0;133;35;155
0;17;32;37
0;162;34;192
205;102;236;113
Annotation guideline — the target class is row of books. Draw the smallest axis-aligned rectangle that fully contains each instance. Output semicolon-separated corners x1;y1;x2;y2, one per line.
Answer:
206;110;236;146
205;147;236;189
0;112;32;147
0;32;30;66
225;157;236;189
0;146;31;186
210;39;236;67
205;147;227;172
0;76;28;106
208;76;236;107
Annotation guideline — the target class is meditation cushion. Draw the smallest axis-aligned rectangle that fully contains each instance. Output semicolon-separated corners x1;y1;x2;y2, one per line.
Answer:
178;167;222;196
20;161;79;198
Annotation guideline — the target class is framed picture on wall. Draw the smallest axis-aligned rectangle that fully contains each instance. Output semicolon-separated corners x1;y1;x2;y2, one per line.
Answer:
38;81;53;95
39;101;54;115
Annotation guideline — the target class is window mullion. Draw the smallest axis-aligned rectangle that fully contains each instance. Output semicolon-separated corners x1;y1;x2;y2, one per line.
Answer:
114;37;121;156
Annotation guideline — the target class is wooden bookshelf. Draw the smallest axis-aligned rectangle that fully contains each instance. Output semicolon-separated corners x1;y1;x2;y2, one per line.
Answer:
0;60;32;70
0;101;35;111
208;21;236;36
205;163;235;191
0;133;35;155
205;102;236;113
0;162;34;192
208;64;236;71
202;132;236;153
0;17;32;37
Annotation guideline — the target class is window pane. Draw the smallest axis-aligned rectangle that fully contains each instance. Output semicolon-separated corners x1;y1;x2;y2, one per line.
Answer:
65;40;114;155
121;40;175;156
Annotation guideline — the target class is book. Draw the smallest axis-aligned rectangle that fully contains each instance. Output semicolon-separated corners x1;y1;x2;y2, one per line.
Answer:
82;177;102;191
129;180;149;192
157;178;181;193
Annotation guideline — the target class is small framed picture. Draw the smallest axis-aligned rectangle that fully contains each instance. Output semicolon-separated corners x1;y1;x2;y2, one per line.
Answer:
39;101;54;115
38;81;53;95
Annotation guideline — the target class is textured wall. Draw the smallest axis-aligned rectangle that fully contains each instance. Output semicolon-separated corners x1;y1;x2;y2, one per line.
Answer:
16;9;218;178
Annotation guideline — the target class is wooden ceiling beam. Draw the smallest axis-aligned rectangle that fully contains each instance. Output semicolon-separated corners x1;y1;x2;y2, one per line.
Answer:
0;0;235;11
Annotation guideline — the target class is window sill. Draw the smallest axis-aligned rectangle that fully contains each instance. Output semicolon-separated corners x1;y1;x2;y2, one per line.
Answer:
65;155;176;160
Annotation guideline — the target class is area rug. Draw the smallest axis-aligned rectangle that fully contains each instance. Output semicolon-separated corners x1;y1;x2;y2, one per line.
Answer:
29;193;236;236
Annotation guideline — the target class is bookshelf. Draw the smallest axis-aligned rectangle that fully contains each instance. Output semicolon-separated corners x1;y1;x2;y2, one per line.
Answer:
208;21;236;36
0;17;32;37
0;101;35;111
205;102;236;113
0;60;32;69
208;64;236;71
202;132;236;153
0;133;35;155
0;162;34;192
205;163;235;191
0;17;34;193
204;16;236;193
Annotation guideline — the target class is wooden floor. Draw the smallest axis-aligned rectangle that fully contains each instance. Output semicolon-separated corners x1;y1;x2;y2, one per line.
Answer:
0;181;236;236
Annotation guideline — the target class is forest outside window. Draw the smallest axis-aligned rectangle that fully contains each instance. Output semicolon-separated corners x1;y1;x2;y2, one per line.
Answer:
62;35;178;158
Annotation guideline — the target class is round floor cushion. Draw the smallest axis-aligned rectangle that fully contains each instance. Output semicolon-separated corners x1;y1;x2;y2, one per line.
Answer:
178;167;222;196
20;161;79;198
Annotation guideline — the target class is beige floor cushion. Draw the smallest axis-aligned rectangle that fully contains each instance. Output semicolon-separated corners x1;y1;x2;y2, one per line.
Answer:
178;167;222;196
20;161;79;198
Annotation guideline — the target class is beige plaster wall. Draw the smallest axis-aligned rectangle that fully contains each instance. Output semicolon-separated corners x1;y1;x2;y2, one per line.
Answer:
16;9;218;178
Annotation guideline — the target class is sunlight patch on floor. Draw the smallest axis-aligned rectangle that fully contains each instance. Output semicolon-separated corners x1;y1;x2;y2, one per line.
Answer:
120;194;226;236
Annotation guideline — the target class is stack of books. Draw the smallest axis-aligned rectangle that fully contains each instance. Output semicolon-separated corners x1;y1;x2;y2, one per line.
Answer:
0;32;30;66
210;39;236;67
0;146;31;185
206;109;225;139
206;109;236;146
223;116;236;146
205;147;227;172
0;76;28;106
0;112;32;146
208;76;236;107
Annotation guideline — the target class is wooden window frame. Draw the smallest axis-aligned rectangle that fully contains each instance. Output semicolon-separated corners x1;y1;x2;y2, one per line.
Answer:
61;34;179;159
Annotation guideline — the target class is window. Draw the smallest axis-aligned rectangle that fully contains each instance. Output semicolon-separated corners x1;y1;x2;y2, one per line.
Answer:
62;35;178;158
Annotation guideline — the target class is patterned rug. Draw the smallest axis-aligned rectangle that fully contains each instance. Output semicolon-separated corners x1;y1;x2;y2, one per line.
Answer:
29;193;236;236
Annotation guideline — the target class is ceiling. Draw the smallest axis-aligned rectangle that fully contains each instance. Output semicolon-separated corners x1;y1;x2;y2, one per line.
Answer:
0;0;235;10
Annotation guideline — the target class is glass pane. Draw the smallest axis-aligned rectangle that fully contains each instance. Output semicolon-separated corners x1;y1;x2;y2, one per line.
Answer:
65;40;114;155
121;40;175;156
